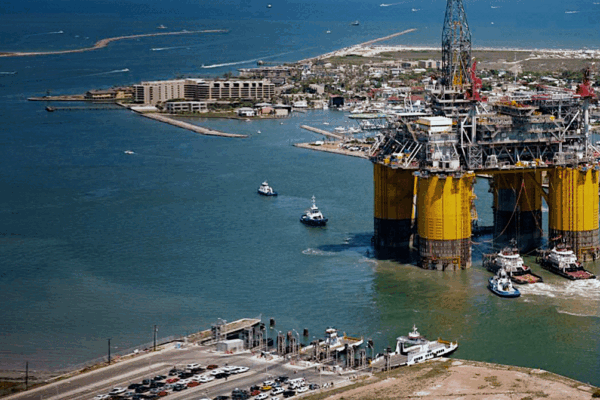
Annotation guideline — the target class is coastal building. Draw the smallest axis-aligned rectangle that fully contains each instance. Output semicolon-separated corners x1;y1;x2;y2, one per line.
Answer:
133;79;275;105
133;79;186;105
166;101;208;113
84;87;133;100
237;107;256;117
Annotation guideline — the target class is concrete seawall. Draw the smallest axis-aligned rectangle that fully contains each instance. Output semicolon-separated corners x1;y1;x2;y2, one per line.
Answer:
294;142;368;159
300;124;343;140
140;113;248;138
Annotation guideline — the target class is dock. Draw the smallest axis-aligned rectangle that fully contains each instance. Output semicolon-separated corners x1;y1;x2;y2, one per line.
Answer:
300;124;344;140
370;353;409;371
294;142;368;159
187;317;261;344
140;113;248;138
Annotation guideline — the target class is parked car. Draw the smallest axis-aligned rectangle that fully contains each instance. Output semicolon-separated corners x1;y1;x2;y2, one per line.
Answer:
297;386;308;393
255;394;269;400
260;385;272;391
128;383;143;389
272;387;284;395
206;364;219;370
166;377;179;384
173;383;187;391
187;363;201;370
168;369;180;376
215;372;230;379
309;384;320;390
283;390;296;398
153;375;166;381
276;376;289;384
234;366;249;374
213;396;229;400
250;389;260;396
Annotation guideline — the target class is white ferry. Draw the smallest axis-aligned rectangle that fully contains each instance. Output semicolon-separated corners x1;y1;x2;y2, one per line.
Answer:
300;196;328;226
377;325;458;366
257;181;277;196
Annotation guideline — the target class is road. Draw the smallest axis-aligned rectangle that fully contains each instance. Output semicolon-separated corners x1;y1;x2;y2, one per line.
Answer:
6;344;356;400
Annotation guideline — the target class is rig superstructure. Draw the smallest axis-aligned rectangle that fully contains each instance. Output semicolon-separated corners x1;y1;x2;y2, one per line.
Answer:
371;0;599;269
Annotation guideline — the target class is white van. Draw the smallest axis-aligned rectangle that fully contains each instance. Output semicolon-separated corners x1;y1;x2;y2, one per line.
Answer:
288;377;305;388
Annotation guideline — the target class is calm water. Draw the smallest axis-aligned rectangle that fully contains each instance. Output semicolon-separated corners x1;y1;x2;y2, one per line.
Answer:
1;0;600;387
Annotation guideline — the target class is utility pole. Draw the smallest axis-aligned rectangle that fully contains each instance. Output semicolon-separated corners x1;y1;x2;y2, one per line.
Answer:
154;325;158;352
107;338;112;365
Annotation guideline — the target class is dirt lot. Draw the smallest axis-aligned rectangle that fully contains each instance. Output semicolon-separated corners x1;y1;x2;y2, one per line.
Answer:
304;358;598;400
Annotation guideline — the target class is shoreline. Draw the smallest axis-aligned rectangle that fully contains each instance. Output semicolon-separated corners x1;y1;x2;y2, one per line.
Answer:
0;29;228;58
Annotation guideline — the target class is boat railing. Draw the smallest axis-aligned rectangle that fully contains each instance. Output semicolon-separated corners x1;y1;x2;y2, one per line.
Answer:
437;338;457;345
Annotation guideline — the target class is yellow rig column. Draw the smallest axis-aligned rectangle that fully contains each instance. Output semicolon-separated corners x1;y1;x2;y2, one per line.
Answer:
373;163;416;255
492;172;543;252
548;166;599;261
416;173;474;270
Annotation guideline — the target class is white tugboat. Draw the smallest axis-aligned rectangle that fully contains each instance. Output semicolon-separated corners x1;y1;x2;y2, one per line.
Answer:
257;181;277;196
488;267;521;298
300;196;328;226
483;241;543;284
537;242;596;280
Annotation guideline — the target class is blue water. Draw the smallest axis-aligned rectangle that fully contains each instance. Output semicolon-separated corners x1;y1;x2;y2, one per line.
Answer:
1;0;600;387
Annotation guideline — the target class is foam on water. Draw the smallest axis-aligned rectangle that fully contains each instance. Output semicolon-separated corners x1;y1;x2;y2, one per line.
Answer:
302;248;337;256
519;279;600;301
556;309;599;318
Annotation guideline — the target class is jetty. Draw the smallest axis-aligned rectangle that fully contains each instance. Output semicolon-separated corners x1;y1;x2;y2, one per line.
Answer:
140;113;248;138
294;142;368;159
300;124;344;140
0;29;228;58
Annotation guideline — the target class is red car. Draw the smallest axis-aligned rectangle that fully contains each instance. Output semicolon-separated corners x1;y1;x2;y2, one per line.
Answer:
187;381;200;388
251;390;260;396
166;377;180;384
206;364;219;370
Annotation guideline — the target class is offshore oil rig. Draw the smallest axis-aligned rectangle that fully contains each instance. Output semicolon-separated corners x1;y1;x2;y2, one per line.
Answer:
371;0;599;269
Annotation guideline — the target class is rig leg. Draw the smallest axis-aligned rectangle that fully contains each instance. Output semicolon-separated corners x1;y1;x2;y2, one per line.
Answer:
548;167;599;261
416;173;474;270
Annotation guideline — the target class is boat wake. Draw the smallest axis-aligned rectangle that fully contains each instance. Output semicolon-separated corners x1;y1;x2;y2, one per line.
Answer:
201;48;313;69
380;2;405;7
556;309;599;318
565;10;580;13
0;71;17;75
24;30;64;38
302;248;337;256
519;279;600;301
491;5;502;8
152;45;191;51
83;68;130;77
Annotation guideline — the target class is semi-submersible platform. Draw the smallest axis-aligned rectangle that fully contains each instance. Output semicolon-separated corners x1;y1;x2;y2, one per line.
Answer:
370;0;600;269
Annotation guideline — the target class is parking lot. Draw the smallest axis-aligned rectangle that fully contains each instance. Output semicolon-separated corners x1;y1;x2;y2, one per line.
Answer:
6;343;360;400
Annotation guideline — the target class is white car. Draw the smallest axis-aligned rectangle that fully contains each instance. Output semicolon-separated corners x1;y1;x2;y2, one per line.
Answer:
255;394;269;400
222;366;238;373
178;378;192;385
108;387;126;395
234;366;249;373
210;369;224;376
263;380;275;386
297;386;309;393
271;398;280;400
93;395;110;400
187;363;201;370
271;387;284;395
199;375;215;383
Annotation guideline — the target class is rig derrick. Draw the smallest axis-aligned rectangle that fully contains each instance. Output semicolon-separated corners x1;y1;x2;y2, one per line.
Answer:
371;1;600;268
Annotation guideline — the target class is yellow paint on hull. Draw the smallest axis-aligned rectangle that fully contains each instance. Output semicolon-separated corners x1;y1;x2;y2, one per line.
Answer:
373;163;415;221
417;174;474;241
548;167;599;233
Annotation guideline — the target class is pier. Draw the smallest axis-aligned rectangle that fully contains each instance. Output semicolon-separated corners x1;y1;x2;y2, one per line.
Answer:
300;124;343;140
294;142;368;159
140;113;248;138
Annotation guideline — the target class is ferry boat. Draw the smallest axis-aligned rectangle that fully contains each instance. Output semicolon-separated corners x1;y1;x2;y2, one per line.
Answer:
257;181;277;196
482;242;542;284
375;325;458;366
300;196;328;226
537;243;596;280
488;268;521;298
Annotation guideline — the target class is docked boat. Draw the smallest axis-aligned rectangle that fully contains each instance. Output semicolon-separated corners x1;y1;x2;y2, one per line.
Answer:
300;196;328;226
374;325;458;366
537;243;596;280
482;243;542;284
488;267;521;298
302;328;363;355
257;181;277;196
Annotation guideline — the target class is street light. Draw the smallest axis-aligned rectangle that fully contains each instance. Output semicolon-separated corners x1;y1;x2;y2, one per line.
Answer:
107;338;112;365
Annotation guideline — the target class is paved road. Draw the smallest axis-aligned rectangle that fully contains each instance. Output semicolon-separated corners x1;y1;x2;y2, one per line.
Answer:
6;344;357;400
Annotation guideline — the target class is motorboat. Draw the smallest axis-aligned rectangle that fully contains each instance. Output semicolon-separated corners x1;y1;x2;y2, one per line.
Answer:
488;268;521;298
373;325;458;366
483;243;542;284
300;196;328;226
257;181;277;196
351;20;360;26
537;243;596;280
124;150;135;155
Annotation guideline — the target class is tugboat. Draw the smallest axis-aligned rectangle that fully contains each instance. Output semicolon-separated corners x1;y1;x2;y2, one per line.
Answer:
373;325;458;367
488;267;521;298
482;240;543;284
300;196;328;226
537;242;596;280
257;181;277;196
